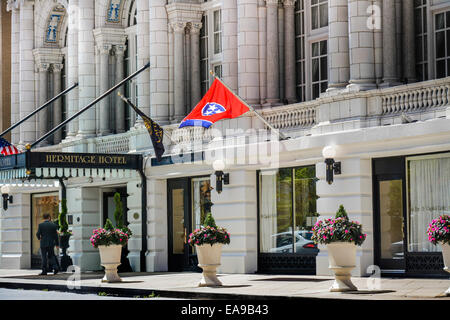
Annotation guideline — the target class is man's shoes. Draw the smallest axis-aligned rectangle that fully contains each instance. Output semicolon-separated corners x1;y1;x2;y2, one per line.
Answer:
39;272;47;276
53;269;59;275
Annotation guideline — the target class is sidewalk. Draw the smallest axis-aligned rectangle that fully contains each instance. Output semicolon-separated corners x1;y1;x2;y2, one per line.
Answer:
0;269;449;300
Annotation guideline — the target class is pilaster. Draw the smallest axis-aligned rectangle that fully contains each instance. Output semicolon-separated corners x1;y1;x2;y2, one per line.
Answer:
265;0;280;105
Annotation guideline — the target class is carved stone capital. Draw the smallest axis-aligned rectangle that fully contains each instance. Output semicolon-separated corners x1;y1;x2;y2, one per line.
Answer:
114;44;127;56
266;0;280;7
283;0;296;7
37;63;50;73
52;63;64;73
188;21;203;34
171;21;187;34
97;44;112;56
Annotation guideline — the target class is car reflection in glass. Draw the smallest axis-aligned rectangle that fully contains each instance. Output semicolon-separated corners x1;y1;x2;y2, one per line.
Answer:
269;231;320;254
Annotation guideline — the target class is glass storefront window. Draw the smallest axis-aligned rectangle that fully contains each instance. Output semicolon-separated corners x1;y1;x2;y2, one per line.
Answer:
407;153;450;252
31;193;60;257
259;166;318;254
192;177;212;231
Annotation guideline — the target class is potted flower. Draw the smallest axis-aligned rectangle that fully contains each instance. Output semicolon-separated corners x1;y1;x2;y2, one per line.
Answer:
90;218;130;283
188;213;230;287
427;214;450;296
312;205;367;292
57;199;73;271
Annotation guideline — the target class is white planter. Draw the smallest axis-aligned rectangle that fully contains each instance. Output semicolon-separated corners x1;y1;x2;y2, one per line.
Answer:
326;242;357;292
440;243;450;296
98;245;122;283
195;243;223;287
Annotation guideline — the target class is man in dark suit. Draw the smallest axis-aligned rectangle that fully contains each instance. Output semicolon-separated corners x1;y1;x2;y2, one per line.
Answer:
36;213;59;275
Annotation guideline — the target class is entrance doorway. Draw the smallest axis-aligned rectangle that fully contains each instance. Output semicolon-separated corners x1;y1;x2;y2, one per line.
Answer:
167;176;211;272
103;187;132;272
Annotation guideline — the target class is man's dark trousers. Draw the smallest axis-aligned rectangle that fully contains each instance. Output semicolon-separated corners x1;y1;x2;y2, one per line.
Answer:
36;221;59;274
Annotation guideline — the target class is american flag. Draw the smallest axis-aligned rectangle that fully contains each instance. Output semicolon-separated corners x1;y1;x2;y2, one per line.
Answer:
0;138;20;156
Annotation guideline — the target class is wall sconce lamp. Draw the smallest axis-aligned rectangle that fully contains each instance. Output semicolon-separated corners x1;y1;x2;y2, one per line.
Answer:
214;171;230;194
1;185;13;211
322;146;341;185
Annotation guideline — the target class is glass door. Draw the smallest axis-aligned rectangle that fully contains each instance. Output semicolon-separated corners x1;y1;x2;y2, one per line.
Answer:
167;179;190;271
374;176;406;270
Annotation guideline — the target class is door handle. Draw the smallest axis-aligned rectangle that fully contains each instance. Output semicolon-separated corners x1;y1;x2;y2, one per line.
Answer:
184;228;187;244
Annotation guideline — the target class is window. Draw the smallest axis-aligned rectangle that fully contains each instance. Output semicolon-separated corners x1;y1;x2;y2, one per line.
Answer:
200;6;222;95
295;0;328;102
311;0;328;30
435;11;450;78
407;153;450;253
191;177;212;231
311;40;328;99
124;1;137;130
259;166;318;254
295;1;306;102
415;0;428;81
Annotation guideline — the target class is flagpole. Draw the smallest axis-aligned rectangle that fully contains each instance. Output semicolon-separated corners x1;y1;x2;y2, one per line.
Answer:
209;70;289;141
117;92;172;142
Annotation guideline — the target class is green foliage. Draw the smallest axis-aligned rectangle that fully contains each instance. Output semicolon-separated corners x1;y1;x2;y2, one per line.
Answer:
113;193;124;229
58;199;71;236
335;205;349;220
203;212;217;228
104;218;115;231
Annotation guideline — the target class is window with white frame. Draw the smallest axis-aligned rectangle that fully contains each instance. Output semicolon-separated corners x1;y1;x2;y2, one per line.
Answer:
200;3;222;95
124;0;137;130
435;10;450;79
415;0;428;81
295;0;328;102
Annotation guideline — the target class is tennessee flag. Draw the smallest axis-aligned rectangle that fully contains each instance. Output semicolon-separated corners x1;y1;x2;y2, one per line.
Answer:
179;79;250;129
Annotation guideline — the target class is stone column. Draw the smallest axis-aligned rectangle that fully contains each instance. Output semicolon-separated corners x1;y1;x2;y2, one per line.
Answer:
327;0;350;90
37;63;49;146
150;0;170;124
237;0;260;105
77;0;96;138
53;64;63;144
172;22;186;123
67;0;79;139
19;0;36;145
8;4;20;144
402;0;416;83
266;0;280;105
190;22;202;109
115;44;126;133
347;0;376;91
222;0;238;92
98;44;111;136
382;0;398;85
283;0;296;103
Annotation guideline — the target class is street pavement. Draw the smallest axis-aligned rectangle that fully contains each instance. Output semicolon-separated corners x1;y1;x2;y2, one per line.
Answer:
0;269;448;300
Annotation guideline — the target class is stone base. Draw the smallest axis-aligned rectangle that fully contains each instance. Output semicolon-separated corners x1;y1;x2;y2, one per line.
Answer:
101;263;122;283
329;266;358;292
198;264;222;287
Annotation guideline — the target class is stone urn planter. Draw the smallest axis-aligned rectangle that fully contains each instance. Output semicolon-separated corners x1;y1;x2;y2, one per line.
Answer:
98;244;122;283
195;244;223;287
427;215;450;296
312;205;367;292
188;213;230;287
327;242;357;292
440;243;450;296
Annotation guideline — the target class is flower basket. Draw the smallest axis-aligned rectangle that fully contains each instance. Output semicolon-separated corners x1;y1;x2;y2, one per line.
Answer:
312;205;366;292
90;219;130;283
188;213;230;287
427;215;450;296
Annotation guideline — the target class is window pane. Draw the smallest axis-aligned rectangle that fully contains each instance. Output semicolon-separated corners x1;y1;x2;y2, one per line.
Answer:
311;6;318;30
312;59;319;82
320;81;328;93
320;56;328;80
192;178;212;231
312;83;320;99
320;40;327;55
436;31;445;58
320;3;328;28
447;30;450;56
259;169;293;253
415;9;422;34
214;33;222;54
408;156;450;252
436;60;445;78
436;13;445;30
312;42;319;57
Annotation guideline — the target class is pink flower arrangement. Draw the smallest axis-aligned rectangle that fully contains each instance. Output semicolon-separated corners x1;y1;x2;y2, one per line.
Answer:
427;215;450;246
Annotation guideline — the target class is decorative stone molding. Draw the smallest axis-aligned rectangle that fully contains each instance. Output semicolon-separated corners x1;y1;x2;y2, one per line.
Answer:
33;48;64;69
282;0;296;7
170;21;187;34
93;27;127;50
188;21;202;34
266;0;279;6
166;2;203;26
52;63;64;73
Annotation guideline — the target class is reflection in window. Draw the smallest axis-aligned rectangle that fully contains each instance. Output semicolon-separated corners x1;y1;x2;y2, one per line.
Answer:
311;0;328;30
259;167;318;255
414;0;428;81
311;40;328;99
192;178;212;231
435;11;450;78
32;193;60;257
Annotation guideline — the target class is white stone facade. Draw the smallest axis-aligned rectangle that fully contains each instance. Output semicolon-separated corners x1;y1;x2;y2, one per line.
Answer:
1;0;450;279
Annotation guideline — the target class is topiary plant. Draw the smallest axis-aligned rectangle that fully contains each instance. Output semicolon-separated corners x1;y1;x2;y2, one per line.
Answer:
113;193;124;229
104;218;115;231
58;199;71;236
335;204;349;220
203;212;217;228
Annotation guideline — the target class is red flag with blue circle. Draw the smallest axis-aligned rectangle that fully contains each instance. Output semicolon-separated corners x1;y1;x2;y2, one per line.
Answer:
179;79;250;129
